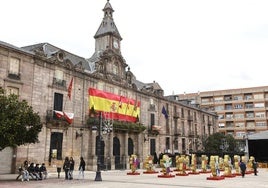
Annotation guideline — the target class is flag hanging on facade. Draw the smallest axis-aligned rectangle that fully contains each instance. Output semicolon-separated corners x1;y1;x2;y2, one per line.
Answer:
88;88;140;122
162;106;168;119
67;77;73;100
54;110;74;124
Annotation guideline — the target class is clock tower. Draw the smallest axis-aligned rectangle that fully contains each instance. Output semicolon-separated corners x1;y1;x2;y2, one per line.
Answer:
94;0;122;53
89;0;132;86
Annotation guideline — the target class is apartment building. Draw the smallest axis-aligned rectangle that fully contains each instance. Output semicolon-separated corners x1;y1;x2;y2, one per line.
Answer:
176;86;268;140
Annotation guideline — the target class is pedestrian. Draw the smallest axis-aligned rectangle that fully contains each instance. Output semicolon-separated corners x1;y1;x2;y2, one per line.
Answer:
78;157;86;179
239;160;246;178
252;160;258;176
40;163;48;179
63;157;70;180
69;157;75;180
153;152;158;165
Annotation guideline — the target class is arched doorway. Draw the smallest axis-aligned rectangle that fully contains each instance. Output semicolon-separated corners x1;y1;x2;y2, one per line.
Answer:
128;138;134;155
113;137;120;169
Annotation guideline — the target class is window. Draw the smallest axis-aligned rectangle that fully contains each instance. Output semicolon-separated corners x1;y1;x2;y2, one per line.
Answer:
235;132;245;138
226;113;233;119
6;87;19;95
246;122;255;128
112;63;118;74
215;105;224;111
9;57;20;75
150;113;155;129
53;70;66;87
255;112;265;118
246;112;254;118
254;94;264;99
219;123;225;128
235;122;245;128
233;95;243;101
245;103;254;109
225;104;232;110
214;97;223;102
254;103;264;108
256;122;266;127
234;104;243;109
218;114;224;119
234;113;244;119
53;93;63;118
244;94;253;100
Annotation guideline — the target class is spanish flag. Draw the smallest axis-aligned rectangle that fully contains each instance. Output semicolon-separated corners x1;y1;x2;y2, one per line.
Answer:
89;88;140;122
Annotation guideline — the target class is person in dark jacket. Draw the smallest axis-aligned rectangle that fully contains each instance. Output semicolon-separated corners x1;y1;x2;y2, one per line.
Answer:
78;157;86;179
40;163;48;179
252;160;258;176
239;160;247;178
69;157;75;180
63;157;70;180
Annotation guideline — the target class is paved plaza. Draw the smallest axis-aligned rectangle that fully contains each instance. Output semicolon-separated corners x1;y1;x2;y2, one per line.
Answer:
0;168;267;188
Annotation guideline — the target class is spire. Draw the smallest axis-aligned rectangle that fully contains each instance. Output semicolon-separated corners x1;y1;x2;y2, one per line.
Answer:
94;0;122;40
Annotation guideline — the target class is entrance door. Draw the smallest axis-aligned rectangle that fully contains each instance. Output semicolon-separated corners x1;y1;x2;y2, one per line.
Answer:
113;137;120;169
49;132;63;165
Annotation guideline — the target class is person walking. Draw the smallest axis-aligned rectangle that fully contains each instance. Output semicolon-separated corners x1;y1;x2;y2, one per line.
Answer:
252;160;258;176
69;157;75;180
239;160;247;178
63;157;70;180
78;157;86;179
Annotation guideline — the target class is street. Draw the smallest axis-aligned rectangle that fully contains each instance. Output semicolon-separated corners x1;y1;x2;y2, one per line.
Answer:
0;168;268;188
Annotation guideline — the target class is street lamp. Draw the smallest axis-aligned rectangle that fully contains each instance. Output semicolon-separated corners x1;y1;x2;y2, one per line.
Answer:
92;112;113;181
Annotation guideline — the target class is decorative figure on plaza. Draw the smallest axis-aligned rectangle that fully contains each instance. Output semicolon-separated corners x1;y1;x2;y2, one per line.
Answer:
143;155;158;174
189;154;199;174
218;157;224;171
127;154;140;175
247;156;255;173
206;155;224;180
200;155;210;173
175;155;188;176
233;155;241;175
158;154;175;178
222;155;235;177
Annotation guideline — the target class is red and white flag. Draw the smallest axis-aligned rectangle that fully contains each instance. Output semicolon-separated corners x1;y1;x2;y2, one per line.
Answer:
54;110;64;118
63;112;74;124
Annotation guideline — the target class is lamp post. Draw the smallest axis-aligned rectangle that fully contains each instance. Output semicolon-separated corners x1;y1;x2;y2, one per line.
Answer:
93;112;113;181
95;112;102;181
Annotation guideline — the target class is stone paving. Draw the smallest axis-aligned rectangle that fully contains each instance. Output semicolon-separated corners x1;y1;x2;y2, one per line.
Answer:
0;168;268;188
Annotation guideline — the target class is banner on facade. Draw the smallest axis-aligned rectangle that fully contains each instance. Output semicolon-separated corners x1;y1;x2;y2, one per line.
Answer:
88;88;140;122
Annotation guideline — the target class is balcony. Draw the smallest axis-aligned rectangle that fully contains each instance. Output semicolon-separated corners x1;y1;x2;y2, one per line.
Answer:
46;110;69;129
187;115;193;121
87;117;146;133
8;72;21;80
52;77;66;88
173;112;180;119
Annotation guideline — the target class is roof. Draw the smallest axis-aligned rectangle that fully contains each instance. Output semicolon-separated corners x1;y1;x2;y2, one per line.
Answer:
94;0;122;39
248;130;268;140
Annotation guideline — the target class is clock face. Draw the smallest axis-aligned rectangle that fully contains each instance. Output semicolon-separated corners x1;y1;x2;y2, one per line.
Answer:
113;40;119;49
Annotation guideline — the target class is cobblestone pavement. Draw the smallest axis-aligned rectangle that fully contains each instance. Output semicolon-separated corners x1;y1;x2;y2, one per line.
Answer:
0;168;268;188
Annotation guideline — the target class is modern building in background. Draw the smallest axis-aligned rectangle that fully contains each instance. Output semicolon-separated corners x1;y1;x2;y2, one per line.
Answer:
0;1;217;174
175;86;268;140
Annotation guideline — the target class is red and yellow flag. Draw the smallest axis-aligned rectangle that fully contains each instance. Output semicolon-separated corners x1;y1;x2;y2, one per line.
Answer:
88;88;140;122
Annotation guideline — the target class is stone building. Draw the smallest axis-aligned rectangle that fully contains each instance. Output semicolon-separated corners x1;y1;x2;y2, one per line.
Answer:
0;0;217;174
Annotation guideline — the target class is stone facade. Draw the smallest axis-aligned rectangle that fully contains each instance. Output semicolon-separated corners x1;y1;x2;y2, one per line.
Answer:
0;1;217;174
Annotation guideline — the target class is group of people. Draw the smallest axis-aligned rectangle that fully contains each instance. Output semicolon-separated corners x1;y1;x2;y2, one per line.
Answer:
239;160;258;178
17;160;48;181
63;156;85;180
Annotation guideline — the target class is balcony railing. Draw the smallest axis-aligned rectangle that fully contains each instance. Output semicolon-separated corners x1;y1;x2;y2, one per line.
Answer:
46;110;69;129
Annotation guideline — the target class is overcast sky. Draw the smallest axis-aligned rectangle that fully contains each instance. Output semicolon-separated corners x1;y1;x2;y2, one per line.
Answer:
1;0;268;95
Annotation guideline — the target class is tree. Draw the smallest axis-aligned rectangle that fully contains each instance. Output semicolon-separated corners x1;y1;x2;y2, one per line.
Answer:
0;88;42;150
204;132;238;155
